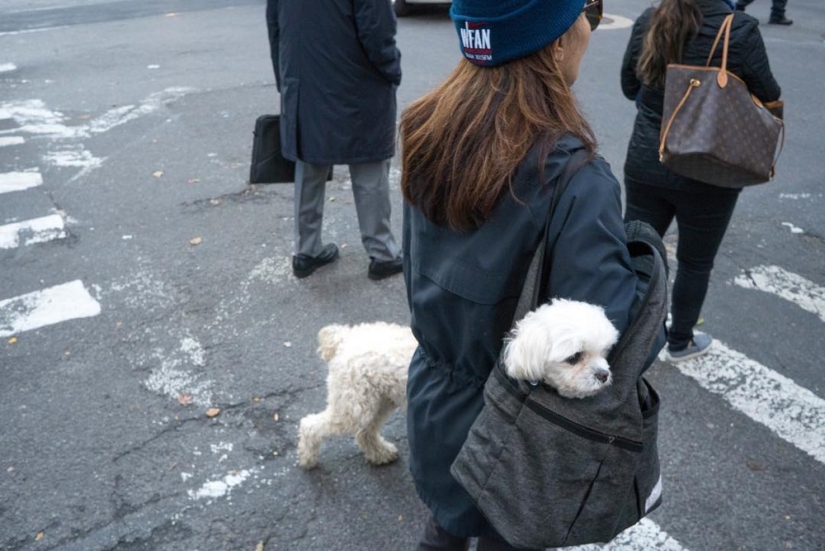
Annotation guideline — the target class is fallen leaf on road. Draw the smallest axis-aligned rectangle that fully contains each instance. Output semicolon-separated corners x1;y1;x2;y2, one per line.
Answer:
177;394;194;406
35;531;44;541
746;459;767;471
398;515;403;522
152;171;164;178
255;541;264;551
210;199;222;206
273;413;279;422
283;342;292;348
252;396;262;403
7;337;17;345
206;408;221;418
189;237;203;246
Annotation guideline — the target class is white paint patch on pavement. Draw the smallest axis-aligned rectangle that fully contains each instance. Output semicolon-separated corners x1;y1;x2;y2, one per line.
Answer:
779;193;811;200
0;280;101;337
598;13;634;30
665;341;825;465
0;63;17;73
188;469;251;500
0;136;25;147
0;99;82;138
143;335;214;406
0;214;66;249
86;87;193;135
570;518;687;550
248;256;293;284
1;91;194;139
733;265;825;324
781;222;804;234
43;146;103;169
0;171;42;194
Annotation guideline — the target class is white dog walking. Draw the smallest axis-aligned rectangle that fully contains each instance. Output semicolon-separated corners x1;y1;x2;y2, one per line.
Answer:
297;322;417;469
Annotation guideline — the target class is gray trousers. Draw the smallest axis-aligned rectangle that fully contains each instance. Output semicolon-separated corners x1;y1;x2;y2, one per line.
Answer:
294;159;400;262
736;0;787;17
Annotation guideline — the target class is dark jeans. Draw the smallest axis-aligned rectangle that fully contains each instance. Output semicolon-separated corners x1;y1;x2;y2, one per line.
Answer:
736;0;787;18
417;515;535;551
624;181;740;350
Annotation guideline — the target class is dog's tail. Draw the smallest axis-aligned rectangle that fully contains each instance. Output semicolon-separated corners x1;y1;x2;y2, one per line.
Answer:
317;324;348;362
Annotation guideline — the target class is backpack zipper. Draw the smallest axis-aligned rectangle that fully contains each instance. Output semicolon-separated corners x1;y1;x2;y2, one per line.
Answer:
493;366;644;453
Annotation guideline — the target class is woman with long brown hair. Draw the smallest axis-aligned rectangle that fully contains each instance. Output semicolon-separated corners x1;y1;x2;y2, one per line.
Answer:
621;0;780;361
400;1;644;549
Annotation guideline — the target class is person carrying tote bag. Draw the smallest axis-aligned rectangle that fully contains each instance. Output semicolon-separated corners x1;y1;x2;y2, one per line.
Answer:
658;13;785;187
620;0;782;361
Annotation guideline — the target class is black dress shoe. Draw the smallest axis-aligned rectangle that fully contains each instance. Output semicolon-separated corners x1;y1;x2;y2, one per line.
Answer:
768;16;793;25
292;244;339;279
368;255;403;281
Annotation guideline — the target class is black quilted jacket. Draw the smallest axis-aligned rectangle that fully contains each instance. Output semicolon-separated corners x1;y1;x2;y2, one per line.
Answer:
621;0;781;190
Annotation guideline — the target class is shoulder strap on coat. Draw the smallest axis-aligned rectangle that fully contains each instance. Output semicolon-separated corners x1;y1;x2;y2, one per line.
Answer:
512;148;591;325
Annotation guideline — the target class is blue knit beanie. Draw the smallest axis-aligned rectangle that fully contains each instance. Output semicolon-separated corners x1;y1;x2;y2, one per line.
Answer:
450;0;585;67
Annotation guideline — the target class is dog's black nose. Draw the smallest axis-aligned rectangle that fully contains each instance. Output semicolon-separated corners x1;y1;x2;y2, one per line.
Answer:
595;370;609;383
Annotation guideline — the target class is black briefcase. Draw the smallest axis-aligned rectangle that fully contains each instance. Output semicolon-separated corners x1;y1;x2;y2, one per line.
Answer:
249;115;332;184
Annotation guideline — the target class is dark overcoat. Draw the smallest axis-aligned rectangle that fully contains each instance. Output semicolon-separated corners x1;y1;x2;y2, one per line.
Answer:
621;0;781;191
402;135;640;537
266;0;401;165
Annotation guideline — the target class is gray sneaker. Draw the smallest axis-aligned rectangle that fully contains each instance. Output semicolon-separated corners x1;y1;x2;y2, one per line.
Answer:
667;332;713;362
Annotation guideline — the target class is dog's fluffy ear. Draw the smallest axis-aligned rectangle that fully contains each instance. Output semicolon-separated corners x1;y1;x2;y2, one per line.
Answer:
502;318;552;381
317;324;348;361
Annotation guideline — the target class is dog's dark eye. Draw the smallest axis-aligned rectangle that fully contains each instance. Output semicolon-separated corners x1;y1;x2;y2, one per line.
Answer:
564;352;583;364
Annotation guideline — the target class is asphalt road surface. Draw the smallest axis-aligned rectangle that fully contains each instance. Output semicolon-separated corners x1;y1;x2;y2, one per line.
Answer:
1;0;823;550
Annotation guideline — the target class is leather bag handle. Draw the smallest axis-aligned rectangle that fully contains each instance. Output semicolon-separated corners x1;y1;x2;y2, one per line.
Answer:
658;77;700;162
705;14;734;68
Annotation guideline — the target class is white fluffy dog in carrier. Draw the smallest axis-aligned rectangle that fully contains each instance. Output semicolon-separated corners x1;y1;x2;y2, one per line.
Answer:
297;300;618;469
297;322;417;469
502;299;620;399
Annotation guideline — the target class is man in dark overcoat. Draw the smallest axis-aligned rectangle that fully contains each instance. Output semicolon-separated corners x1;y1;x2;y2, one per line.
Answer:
266;0;404;280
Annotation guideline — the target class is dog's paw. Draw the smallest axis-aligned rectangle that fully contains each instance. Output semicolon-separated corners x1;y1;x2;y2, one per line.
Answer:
365;442;399;465
297;451;319;470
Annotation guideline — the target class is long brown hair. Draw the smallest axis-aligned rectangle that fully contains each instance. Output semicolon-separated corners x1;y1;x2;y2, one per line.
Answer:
637;0;703;86
399;40;596;231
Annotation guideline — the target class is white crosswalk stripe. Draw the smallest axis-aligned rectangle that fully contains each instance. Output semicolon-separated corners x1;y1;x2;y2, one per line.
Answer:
664;341;825;465
0;280;101;337
734;265;825;324
0;213;66;249
0;136;25;147
0;170;42;193
572;518;687;550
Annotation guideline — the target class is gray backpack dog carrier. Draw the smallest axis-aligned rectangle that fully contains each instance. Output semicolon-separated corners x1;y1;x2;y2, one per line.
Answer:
450;153;669;550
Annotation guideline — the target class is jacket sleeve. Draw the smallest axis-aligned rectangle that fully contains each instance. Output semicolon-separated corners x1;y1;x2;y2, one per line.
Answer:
265;0;281;92
738;26;781;102
621;9;651;101
544;159;638;334
354;0;402;86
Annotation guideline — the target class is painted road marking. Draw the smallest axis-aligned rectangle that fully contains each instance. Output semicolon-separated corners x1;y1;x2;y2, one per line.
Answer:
0;280;101;337
0;136;25;147
0;171;42;194
572;518;687;550
598;13;634;30
0;214;66;249
0;63;16;73
665;341;825;465
734;265;825;324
